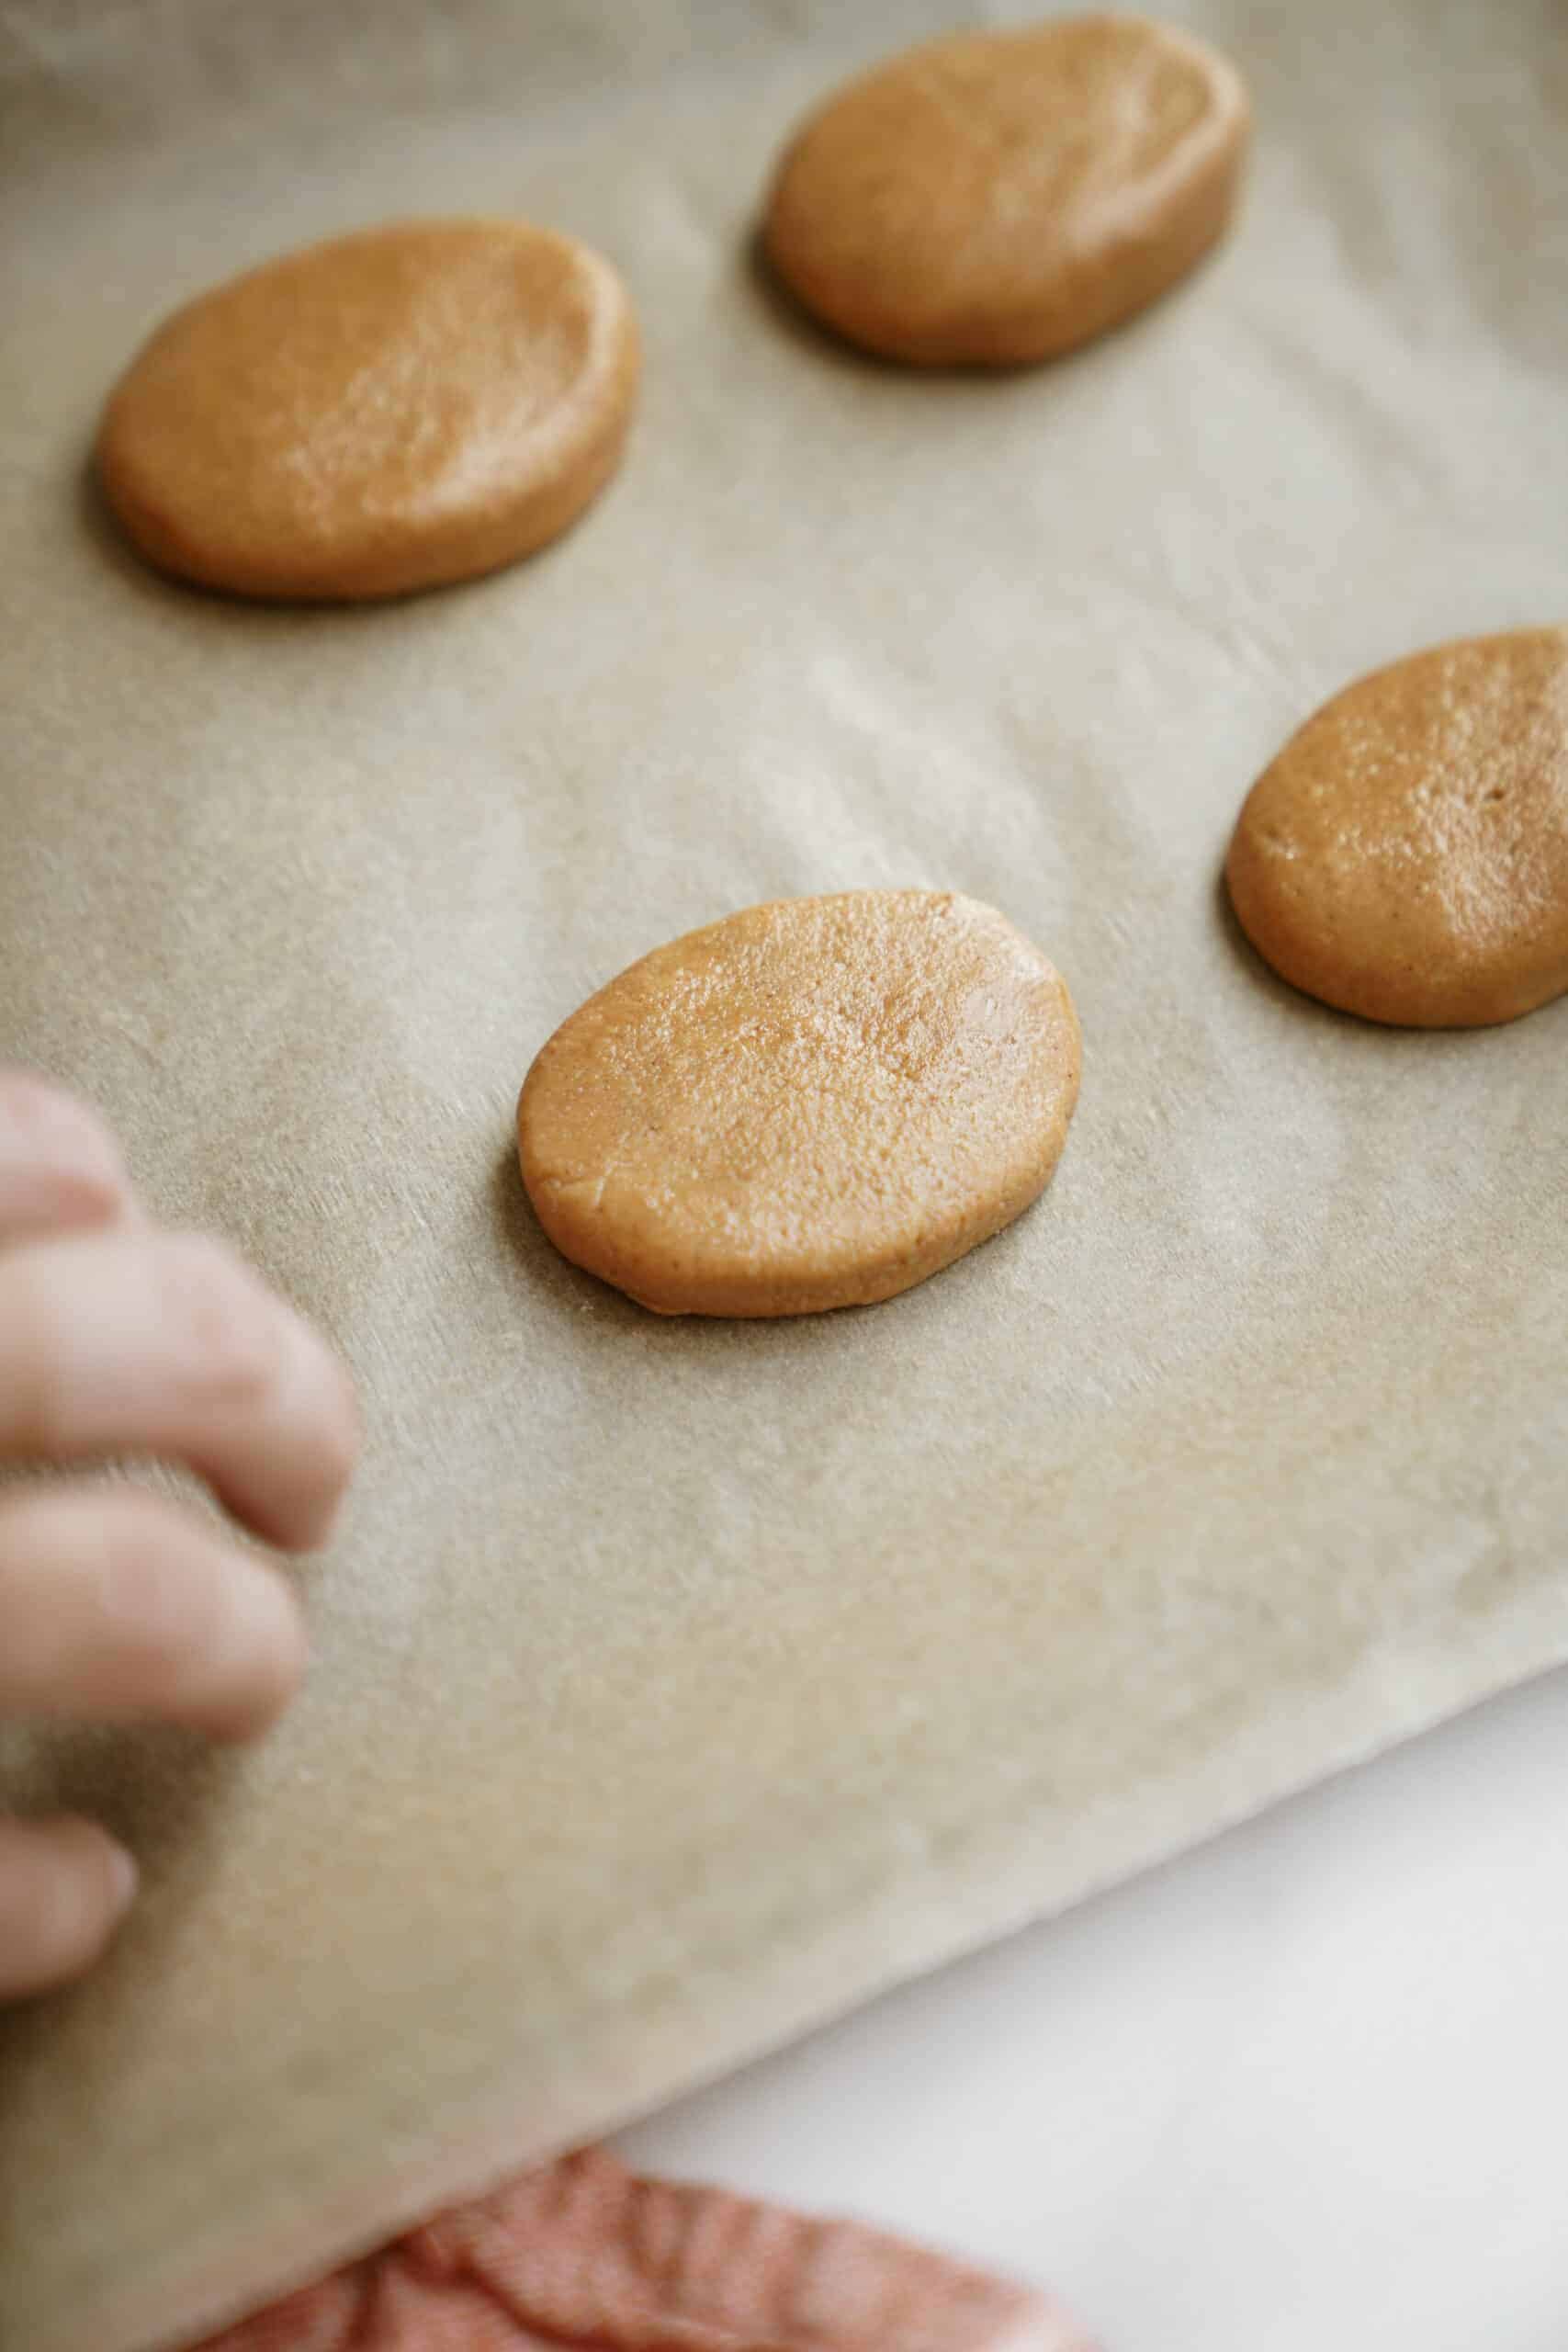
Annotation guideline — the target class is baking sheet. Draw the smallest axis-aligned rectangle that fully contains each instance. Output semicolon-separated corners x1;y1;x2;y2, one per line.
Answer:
1;3;1566;2346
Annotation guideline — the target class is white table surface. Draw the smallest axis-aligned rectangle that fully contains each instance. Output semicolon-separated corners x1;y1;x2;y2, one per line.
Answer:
618;1663;1568;2352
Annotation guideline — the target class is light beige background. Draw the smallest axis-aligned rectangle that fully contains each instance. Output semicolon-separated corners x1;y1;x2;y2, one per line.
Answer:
1;4;1565;2346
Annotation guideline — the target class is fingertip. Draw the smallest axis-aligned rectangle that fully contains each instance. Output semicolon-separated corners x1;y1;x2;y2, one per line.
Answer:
0;1815;140;2000
268;1331;362;1555
105;1836;140;1920
201;1561;310;1741
0;1069;137;1238
61;1819;139;1937
144;1231;362;1554
56;1821;140;1978
306;1363;361;1552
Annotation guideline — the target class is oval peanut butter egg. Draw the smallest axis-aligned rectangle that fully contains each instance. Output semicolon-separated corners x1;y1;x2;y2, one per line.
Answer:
1226;628;1568;1029
517;890;1081;1317
761;14;1250;368
96;218;639;601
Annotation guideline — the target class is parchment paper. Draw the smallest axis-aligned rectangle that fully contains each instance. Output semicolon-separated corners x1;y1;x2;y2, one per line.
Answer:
1;4;1565;2346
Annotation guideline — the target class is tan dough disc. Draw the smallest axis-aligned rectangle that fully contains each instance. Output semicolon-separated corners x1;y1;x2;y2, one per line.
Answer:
761;14;1250;368
1226;628;1568;1029
517;890;1081;1317
96;218;639;601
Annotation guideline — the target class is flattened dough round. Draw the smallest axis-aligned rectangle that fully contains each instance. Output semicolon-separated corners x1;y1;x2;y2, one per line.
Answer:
1226;628;1568;1028
96;218;639;600
762;14;1249;368
518;891;1081;1317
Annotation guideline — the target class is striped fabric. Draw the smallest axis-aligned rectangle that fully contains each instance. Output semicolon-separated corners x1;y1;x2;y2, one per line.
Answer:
196;2147;1096;2351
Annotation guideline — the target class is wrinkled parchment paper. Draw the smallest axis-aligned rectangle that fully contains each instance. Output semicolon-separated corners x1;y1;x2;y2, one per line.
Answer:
2;3;1566;2346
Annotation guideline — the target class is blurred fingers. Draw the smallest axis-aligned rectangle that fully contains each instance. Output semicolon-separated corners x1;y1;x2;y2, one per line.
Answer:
0;1484;307;1738
0;1227;359;1548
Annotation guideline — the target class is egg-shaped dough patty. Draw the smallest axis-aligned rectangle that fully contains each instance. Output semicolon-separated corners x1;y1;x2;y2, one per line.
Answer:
1226;628;1568;1028
96;218;639;600
518;890;1081;1316
762;14;1249;368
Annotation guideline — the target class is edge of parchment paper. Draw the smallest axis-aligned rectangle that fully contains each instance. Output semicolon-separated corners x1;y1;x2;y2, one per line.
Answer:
120;1626;1567;2352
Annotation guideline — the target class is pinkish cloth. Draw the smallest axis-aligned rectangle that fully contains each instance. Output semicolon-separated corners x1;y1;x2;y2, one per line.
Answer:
196;2147;1096;2350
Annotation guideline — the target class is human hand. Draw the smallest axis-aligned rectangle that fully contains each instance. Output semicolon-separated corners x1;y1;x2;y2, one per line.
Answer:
0;1070;358;1997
